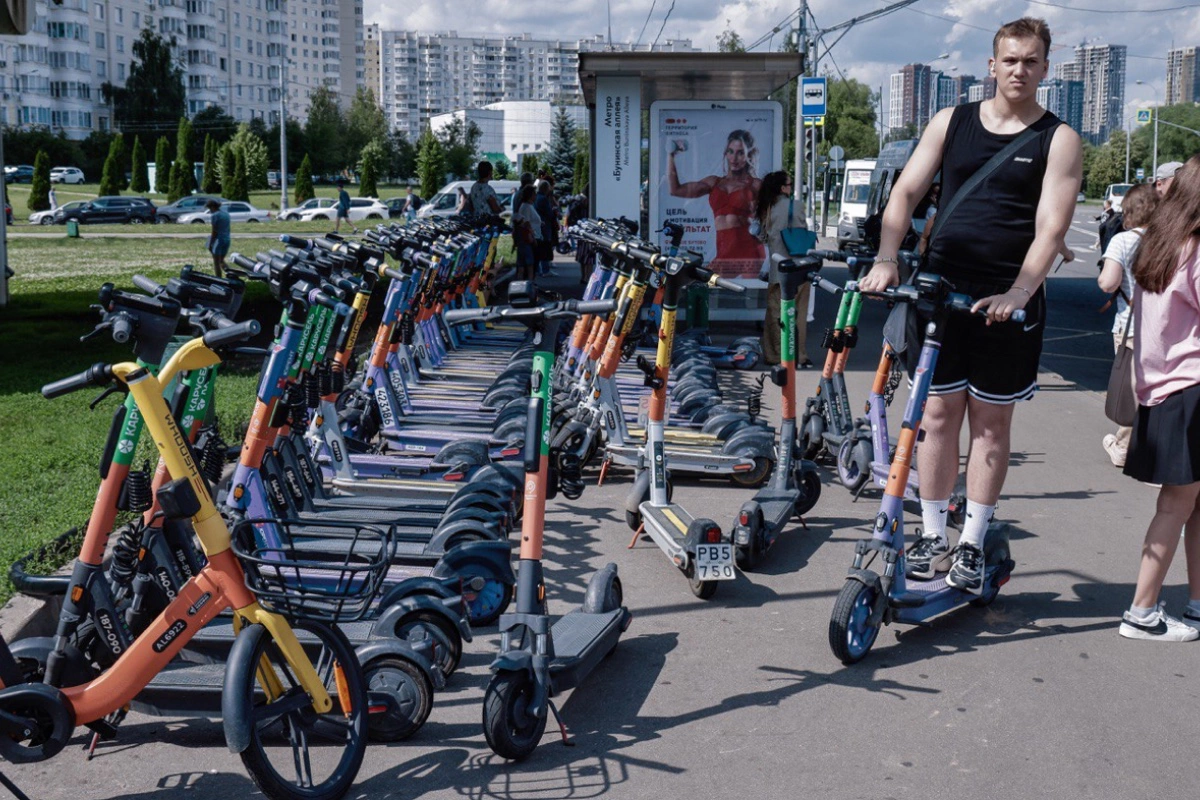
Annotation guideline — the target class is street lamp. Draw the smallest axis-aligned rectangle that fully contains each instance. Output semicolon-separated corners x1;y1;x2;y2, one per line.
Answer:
1136;79;1161;177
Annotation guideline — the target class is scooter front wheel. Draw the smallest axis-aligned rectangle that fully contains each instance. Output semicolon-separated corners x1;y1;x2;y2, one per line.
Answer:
482;669;547;761
829;579;881;665
236;620;367;800
800;412;826;460
793;460;823;517
836;437;873;494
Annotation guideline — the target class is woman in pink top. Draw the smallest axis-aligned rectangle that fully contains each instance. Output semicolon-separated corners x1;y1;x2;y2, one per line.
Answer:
1118;155;1200;642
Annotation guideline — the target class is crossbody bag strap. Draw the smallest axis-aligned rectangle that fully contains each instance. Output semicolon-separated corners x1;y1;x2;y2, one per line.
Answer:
925;124;1048;248
788;197;794;228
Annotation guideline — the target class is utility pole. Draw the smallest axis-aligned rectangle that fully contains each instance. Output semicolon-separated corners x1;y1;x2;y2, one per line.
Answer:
794;0;807;207
279;52;288;211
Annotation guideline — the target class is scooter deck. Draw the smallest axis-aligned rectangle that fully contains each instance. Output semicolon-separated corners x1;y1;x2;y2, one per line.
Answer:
548;607;628;693
893;560;1015;624
641;503;694;538
755;491;798;528
330;477;466;498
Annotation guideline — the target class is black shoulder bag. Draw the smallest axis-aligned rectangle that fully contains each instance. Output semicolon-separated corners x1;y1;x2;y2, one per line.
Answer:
882;125;1047;368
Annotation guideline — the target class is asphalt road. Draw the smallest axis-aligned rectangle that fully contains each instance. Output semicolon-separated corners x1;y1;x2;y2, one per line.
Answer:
5;204;1195;800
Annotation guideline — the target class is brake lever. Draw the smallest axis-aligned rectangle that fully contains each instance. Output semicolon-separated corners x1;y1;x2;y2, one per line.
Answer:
89;384;126;410
80;321;111;343
230;347;270;358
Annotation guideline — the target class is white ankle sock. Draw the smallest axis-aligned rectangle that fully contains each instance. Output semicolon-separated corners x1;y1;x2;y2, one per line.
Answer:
1129;604;1157;621
959;500;995;550
920;499;950;546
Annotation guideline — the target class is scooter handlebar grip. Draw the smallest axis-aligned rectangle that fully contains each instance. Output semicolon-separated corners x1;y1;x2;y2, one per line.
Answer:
383;267;405;281
202;319;260;349
131;274;165;294
808;249;849;262
710;275;745;293
279;234;312;249
110;313;133;344
574;299;618;315
228;253;262;273
443;308;488;324
42;363;112;399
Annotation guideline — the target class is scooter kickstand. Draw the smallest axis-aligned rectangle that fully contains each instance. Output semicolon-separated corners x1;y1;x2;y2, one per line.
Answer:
547;699;575;747
597;458;611;486
628;523;644;550
0;770;34;800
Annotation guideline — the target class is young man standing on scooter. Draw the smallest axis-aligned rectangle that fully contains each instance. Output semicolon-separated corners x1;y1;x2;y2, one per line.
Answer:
858;17;1082;592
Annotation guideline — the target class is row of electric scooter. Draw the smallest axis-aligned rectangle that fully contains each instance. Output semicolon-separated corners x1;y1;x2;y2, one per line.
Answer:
0;212;1023;800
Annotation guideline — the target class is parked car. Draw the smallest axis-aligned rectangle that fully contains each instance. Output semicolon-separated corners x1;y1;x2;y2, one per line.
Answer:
31;201;85;225
178;201;270;224
417;180;520;219
280;198;335;221
4;165;35;183
156;194;226;223
49;167;85;184
297;197;388;222
76;196;159;224
1104;183;1133;213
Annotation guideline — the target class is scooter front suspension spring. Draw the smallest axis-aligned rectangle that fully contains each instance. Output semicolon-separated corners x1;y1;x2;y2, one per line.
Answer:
285;383;308;426
305;365;325;408
747;374;766;422
557;452;585;500
197;427;230;487
123;461;153;514
107;518;144;592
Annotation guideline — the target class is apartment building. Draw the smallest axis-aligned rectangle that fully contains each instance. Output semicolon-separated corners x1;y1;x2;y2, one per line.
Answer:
0;0;362;139
1055;43;1125;143
370;28;694;140
1166;46;1200;105
888;63;933;132
1037;78;1084;132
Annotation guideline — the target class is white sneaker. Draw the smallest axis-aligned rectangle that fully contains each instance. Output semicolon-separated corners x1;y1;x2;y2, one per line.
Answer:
1183;609;1200;631
1102;433;1126;468
1118;607;1199;642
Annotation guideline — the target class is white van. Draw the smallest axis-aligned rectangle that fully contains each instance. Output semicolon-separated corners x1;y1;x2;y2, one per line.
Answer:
1104;183;1133;213
835;159;876;249
418;179;521;218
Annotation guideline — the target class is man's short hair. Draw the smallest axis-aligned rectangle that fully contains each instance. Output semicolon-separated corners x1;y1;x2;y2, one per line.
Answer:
206;199;221;210
477;161;494;179
993;17;1051;60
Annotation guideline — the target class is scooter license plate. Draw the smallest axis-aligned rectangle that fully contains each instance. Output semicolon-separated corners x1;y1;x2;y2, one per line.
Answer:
695;544;736;580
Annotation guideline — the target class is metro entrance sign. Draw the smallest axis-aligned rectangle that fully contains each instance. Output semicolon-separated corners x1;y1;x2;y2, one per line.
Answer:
801;77;827;118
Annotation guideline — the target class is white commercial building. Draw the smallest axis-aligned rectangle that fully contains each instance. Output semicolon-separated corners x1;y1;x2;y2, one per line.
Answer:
0;0;363;139
430;100;588;171
370;28;694;141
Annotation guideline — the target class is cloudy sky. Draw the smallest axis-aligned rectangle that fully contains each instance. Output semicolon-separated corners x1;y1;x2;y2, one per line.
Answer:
364;0;1200;121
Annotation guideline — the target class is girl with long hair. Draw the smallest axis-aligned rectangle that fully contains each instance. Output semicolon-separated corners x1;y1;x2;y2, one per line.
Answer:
1118;154;1200;642
755;170;813;367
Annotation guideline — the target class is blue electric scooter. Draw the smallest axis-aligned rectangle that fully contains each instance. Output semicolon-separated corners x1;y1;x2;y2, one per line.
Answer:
828;272;1018;664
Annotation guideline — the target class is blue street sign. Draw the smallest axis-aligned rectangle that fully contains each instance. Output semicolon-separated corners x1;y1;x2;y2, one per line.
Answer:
801;77;827;118
1136;109;1152;126
1136;167;1145;180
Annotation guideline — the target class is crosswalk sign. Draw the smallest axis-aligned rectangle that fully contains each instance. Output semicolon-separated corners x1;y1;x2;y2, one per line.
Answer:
1136;109;1152;125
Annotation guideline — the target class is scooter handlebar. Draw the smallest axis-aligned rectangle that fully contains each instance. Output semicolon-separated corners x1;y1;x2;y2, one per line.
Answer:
131;274;165;294
110;313;133;344
573;298;618;316
42;363;114;399
279;234;312;250
707;274;745;293
202;319;261;349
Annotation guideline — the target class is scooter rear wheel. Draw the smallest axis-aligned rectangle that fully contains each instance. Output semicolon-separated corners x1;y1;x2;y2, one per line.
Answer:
393;611;463;677
364;656;434;742
458;561;513;627
829;579;881;665
685;564;719;599
482;669;547;761
729;456;773;488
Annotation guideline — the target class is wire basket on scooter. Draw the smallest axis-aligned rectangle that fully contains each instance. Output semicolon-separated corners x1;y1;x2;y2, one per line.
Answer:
231;518;395;622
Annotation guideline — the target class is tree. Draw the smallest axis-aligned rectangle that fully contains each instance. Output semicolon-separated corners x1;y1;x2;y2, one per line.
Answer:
345;88;389;164
717;22;746;53
100;135;125;197
416;130;446;200
129;137;149;193
154;136;171;193
168;118;194;202
191;105;238;148
201;135;221;194
543;106;578;188
522;153;540;178
1131;104;1200;172
295;154;315;204
266;118;306;173
389;131;418;180
304;86;345;175
1087;132;1128;196
884;122;918;144
573;150;589;195
493;157;512;180
358;138;385;197
824;78;879;159
28;151;52;212
101;27;186;140
435;118;482;179
230;124;269;190
229;147;250;202
220;144;238;199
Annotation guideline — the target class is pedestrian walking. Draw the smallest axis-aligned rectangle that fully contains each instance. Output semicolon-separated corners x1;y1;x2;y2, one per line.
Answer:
1097;183;1160;468
206;199;231;278
1117;154;1200;642
335;180;358;234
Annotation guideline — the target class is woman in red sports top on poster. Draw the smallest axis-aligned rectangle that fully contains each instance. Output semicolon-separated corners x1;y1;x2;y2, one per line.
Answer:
668;129;765;274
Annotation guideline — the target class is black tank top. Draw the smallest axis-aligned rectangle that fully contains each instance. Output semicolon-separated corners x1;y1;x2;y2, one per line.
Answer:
927;102;1062;283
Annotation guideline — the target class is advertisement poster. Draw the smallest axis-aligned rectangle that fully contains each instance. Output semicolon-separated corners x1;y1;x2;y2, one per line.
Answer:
594;76;642;221
649;101;783;279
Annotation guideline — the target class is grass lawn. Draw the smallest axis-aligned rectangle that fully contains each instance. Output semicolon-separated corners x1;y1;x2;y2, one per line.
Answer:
0;234;274;602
